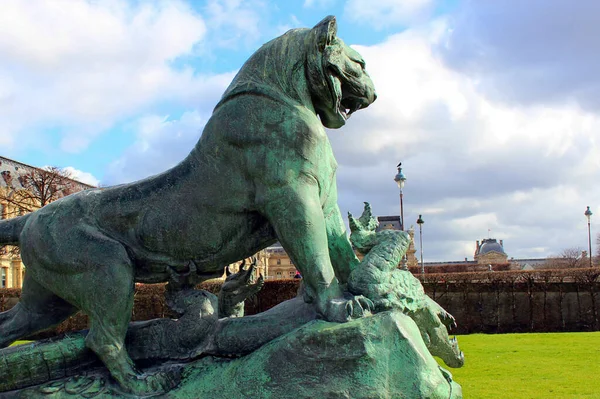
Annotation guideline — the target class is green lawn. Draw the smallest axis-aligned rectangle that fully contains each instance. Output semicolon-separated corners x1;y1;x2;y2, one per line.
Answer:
445;332;600;399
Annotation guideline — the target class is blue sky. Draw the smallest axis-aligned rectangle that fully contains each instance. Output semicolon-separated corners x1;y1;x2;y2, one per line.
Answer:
3;0;455;177
2;0;600;262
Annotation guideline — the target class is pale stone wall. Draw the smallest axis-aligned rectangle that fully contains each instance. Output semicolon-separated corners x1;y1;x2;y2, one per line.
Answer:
476;251;508;265
0;249;23;288
264;248;297;280
0;188;26;289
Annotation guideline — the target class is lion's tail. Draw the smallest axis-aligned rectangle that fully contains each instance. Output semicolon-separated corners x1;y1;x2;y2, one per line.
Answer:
0;214;30;245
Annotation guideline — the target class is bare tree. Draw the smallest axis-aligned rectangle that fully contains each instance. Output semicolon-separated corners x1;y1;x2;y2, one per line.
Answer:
543;247;588;269
0;166;75;218
0;166;75;256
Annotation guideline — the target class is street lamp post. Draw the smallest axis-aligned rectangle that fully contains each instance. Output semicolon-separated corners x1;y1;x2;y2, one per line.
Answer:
394;163;408;270
416;214;424;275
394;163;407;231
585;206;593;267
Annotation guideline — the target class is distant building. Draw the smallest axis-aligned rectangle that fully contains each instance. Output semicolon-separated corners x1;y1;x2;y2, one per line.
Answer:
220;245;296;281
474;238;508;265
264;243;297;280
419;237;552;273
0;156;94;288
509;258;548;270
224;251;270;280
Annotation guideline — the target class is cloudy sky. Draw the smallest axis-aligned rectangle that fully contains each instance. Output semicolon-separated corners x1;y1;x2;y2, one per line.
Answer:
1;0;599;262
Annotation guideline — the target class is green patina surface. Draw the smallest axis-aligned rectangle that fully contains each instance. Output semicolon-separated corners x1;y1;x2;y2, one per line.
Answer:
0;15;376;395
348;203;464;368
0;203;465;398
0;15;465;399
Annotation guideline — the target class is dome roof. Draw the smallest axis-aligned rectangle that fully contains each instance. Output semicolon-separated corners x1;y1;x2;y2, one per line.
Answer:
479;238;505;255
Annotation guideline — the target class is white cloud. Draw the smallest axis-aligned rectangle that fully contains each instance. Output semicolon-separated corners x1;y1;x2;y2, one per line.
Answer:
201;0;267;48
0;1;204;69
105;110;209;184
344;0;433;28
439;0;600;111
0;0;209;152
10;1;596;263
91;13;600;261
329;22;600;261
63;167;101;187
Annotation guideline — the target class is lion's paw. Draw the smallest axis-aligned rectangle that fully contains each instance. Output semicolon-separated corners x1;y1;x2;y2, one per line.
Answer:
321;295;374;322
116;369;181;397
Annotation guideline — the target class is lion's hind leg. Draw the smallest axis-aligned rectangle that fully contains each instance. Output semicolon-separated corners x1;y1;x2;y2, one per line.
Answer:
43;233;178;395
0;273;76;348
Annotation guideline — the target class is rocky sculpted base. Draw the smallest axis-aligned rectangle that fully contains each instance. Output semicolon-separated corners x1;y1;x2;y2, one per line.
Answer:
6;310;461;399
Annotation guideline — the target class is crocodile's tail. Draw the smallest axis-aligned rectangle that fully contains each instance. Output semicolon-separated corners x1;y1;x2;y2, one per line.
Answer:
0;332;97;392
0;214;30;245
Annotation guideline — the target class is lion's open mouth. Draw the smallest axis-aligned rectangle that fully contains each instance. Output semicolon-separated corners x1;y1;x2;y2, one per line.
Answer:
339;96;365;120
322;67;375;128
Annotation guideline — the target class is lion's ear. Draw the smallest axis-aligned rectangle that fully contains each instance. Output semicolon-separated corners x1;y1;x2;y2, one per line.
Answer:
313;15;337;51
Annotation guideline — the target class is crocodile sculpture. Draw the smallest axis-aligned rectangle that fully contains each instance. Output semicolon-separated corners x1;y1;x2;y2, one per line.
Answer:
347;202;464;369
218;258;265;318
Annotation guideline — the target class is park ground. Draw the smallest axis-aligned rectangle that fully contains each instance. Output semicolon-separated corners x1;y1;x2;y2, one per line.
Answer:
445;332;600;399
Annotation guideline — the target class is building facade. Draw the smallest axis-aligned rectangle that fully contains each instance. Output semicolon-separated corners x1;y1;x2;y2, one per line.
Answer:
474;238;508;265
263;244;298;280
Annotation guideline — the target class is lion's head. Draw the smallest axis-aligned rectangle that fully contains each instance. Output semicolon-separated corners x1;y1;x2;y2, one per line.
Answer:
217;16;376;129
307;16;377;129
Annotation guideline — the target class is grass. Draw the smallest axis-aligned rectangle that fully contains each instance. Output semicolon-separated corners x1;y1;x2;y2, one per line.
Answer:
444;332;600;399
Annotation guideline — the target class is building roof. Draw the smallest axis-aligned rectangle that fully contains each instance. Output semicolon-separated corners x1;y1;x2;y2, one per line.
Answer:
478;238;506;255
376;215;401;232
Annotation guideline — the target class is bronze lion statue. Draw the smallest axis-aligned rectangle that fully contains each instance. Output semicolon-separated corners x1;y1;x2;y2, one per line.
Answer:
0;16;376;395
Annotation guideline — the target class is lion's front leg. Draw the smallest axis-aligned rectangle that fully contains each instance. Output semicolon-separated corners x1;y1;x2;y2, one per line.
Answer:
323;181;360;285
261;184;371;323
